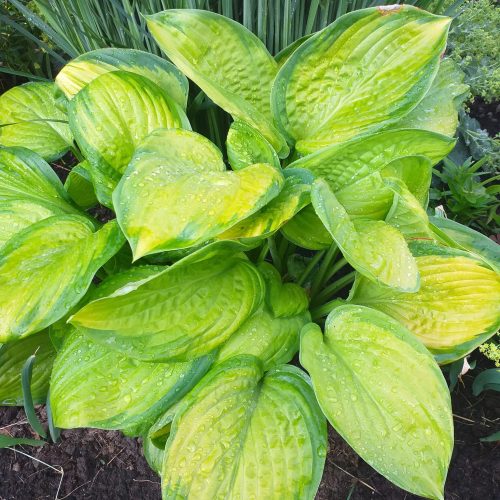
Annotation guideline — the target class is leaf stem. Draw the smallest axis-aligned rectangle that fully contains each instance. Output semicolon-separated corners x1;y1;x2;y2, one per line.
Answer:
312;270;356;309
310;243;338;298
311;298;346;321
296;250;325;286
267;236;282;273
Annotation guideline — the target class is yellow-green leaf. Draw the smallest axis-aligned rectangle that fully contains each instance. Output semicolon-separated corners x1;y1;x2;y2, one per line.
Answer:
161;356;326;499
0;82;73;160
272;6;451;152
300;305;453;500
147;9;288;156
55;48;189;108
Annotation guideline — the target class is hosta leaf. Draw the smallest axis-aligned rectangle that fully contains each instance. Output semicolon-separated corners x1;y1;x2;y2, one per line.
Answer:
0;216;124;343
0;82;73;161
388;58;469;136
300;305;453;499
287;129;455;191
63;161;98;210
70;250;264;362
312;179;419;291
68;71;190;207
161;356;326;499
381;155;433;207
50;326;212;436
384;178;435;240
281;204;333;250
272;6;451;152
0;147;82;248
226;120;280;170
55;48;188;108
217;168;312;241
114;129;283;258
430;216;500;273
216;262;310;369
0;331;56;405
350;242;500;363
147;10;288;156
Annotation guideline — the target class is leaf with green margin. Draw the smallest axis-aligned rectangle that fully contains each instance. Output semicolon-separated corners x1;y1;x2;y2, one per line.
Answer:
68;71;190;207
287;129;455;190
281;204;333;250
64;161;98;210
216;168;312;241
272;6;451;153
50;326;212;436
274;34;312;67
381;155;433;207
0;216;124;343
350;242;500;363
216;262;310;369
55;48;189;108
0;331;56;405
226;120;280;170
384;178;435;240
70;251;264;362
312;179;419;291
161;356;327;499
272;6;450;152
0;82;73;161
113;128;284;258
300;305;453;500
387;58;469;136
146;9;288;156
430;216;500;273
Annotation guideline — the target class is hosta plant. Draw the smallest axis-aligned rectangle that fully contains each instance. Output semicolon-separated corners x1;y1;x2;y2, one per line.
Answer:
1;6;499;500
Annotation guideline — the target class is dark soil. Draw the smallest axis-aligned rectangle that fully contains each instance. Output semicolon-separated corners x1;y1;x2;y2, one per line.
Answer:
1;366;498;500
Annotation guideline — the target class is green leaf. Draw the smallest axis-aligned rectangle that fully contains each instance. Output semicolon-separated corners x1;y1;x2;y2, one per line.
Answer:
281;204;333;250
161;356;326;499
0;435;45;449
272;6;451;152
216;262;310;369
287;129;455;190
0;216;124;343
64;161;98;210
312;179;419;292
472;369;500;396
68;70;190;207
300;305;453;500
384;178;435;240
0;331;56;405
113;129;283;258
481;431;500;443
146;9;288;156
21;353;47;438
0;147;82;248
70;249;264;362
217;168;312;241
387;58;469;136
226;120;280;170
0;82;73;161
50;326;212;436
55;48;189;108
430;216;500;273
381;155;433;207
350;242;500;363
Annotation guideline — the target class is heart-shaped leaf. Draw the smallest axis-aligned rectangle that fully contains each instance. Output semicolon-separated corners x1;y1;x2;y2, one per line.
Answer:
0;216;124;342
0;82;73;160
161;356;326;499
56;48;189;108
272;6;451;152
0;331;56;405
146;9;288;156
312;179;419;291
68;71;190;206
350;242;500;363
113;128;283;258
70;249;264;362
300;305;453;500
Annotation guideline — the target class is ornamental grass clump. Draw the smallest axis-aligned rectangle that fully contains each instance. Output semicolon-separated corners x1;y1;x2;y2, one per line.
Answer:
0;6;499;500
